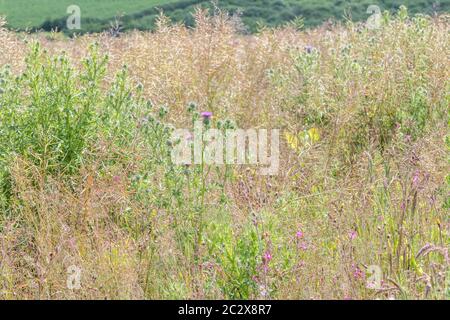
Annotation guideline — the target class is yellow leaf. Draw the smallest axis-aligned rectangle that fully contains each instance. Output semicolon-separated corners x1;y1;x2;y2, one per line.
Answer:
284;131;300;151
308;127;320;143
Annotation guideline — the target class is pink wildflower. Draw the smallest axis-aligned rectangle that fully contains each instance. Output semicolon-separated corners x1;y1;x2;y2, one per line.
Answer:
263;252;272;263
299;242;308;251
352;263;365;280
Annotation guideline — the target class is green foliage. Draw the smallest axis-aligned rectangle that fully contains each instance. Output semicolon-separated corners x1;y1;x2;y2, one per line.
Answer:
207;222;262;299
0;42;178;214
0;43;108;173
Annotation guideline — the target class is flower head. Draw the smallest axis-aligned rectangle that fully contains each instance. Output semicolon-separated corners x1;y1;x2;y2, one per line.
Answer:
349;230;357;241
296;230;304;239
352;263;365;280
201;111;213;119
305;45;314;54
263;251;272;263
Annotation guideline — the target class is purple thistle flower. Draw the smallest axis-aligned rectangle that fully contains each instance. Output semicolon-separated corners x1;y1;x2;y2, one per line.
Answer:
201;111;213;119
305;45;314;54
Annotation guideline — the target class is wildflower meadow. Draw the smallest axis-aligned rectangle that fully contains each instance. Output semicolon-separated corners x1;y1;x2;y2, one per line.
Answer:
0;5;449;300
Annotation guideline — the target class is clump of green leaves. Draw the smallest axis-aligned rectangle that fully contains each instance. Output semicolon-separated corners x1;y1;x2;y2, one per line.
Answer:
207;221;262;299
0;43;108;175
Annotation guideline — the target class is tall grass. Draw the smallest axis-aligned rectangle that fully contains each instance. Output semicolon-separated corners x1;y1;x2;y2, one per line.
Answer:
0;10;448;299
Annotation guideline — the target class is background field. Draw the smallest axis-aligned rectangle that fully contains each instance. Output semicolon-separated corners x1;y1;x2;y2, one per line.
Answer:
1;0;449;33
0;0;176;27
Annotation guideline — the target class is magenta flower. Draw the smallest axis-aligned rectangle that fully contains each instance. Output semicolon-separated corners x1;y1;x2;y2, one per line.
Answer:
201;111;213;119
296;230;304;239
352;263;365;280
349;230;357;241
263;252;272;263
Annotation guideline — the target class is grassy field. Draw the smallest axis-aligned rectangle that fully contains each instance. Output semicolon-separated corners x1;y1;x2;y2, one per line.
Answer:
0;7;449;300
0;0;449;32
0;0;176;28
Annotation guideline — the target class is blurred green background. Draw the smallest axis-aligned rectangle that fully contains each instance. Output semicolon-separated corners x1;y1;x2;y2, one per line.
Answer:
0;0;449;33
